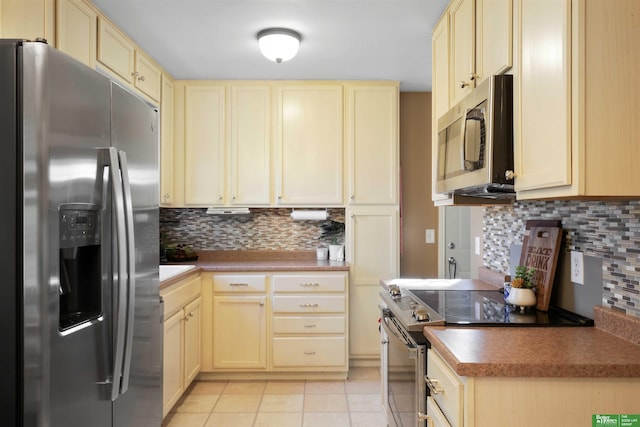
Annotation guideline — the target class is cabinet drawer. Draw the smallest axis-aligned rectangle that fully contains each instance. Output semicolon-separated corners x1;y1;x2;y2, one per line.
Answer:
427;350;463;427
427;397;452;427
272;274;346;293
272;316;345;334
213;275;266;293
272;296;345;313
161;274;201;318
273;337;346;367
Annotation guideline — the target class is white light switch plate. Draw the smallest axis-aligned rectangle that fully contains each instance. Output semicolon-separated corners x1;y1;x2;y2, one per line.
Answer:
425;229;435;244
474;237;481;255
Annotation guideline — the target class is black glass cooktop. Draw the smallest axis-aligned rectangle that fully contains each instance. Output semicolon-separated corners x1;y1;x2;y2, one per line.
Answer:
407;289;594;326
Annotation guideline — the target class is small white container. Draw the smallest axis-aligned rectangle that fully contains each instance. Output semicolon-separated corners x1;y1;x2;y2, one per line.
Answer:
316;247;328;260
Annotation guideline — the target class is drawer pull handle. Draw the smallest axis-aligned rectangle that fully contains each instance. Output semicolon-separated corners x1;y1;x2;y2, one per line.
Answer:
304;351;316;355
299;303;319;308
417;412;430;422
299;282;320;287
229;283;249;287
304;324;317;328
425;376;444;395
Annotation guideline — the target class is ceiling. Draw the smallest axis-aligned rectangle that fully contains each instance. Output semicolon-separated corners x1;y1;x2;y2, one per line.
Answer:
91;0;449;92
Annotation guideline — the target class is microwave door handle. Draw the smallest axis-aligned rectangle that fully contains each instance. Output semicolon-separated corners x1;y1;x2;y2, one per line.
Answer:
460;108;469;170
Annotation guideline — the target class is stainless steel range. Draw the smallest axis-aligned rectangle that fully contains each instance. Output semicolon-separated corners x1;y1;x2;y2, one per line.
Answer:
379;279;594;427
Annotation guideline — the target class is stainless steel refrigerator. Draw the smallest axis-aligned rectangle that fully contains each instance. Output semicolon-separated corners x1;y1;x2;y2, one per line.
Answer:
0;39;162;427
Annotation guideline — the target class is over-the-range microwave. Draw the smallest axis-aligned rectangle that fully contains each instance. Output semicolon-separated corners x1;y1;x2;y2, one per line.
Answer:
436;74;514;199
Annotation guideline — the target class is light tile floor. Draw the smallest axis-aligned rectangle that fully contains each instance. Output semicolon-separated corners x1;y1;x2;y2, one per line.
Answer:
162;367;387;427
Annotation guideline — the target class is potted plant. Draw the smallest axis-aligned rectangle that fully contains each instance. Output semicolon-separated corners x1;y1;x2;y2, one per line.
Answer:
319;220;345;261
507;265;537;312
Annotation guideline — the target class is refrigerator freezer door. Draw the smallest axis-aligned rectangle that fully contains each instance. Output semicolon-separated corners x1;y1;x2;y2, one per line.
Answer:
21;42;113;427
111;83;162;426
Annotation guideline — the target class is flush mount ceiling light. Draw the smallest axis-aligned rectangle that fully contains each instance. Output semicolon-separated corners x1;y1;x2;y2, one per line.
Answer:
257;28;301;63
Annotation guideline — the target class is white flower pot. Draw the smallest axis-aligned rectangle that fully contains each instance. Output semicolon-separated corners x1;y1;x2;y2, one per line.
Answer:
506;288;537;312
329;244;344;261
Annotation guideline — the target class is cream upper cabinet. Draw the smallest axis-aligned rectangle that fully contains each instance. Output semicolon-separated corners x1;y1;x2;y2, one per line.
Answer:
228;84;271;206
515;0;571;194
447;0;513;105
0;0;55;43
450;0;476;104
275;84;344;206
183;83;225;206
475;0;513;84
97;17;134;84
345;84;399;205
431;13;456;205
160;74;175;206
56;0;97;68
346;206;398;359
515;0;640;199
97;17;161;103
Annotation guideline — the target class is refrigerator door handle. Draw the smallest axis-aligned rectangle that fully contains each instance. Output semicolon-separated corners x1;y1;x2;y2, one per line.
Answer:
106;147;128;401
117;150;136;395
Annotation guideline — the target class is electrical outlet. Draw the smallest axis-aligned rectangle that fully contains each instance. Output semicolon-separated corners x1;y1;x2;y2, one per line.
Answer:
571;250;584;285
474;236;481;255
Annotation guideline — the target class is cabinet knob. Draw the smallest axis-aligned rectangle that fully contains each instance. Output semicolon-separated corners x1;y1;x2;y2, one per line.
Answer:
163;193;170;201
232;195;236;200
218;195;223;200
138;75;145;82
460;81;470;89
469;73;478;81
131;71;138;78
259;302;265;307
277;195;282;200
505;170;517;181
350;195;355;200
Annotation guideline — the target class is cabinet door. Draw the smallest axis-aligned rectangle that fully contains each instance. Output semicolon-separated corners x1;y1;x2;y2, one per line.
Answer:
475;0;512;83
134;50;162;102
229;85;271;205
162;310;184;418
56;0;97;68
97;17;135;84
449;0;475;104
515;0;571;192
0;0;55;43
346;85;398;205
160;74;174;206
184;84;225;205
275;85;344;205
183;297;201;387
431;14;455;204
212;296;266;369
347;206;398;358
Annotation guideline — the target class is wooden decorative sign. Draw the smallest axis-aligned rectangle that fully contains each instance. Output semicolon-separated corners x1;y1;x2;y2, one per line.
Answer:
519;225;562;311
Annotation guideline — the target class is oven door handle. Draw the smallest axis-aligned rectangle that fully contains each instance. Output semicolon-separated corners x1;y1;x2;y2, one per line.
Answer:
382;315;416;349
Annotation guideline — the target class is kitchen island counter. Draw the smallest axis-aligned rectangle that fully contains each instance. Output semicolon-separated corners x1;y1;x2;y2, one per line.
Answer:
423;306;640;378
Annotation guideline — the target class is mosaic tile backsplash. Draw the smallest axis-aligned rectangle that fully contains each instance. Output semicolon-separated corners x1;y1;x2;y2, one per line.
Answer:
160;208;345;251
483;200;640;318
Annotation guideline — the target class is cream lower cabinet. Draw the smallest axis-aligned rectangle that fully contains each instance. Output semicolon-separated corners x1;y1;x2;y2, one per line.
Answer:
211;274;267;370
347;206;399;361
201;271;349;377
160;272;202;418
515;0;640;199
271;273;348;372
427;348;640;427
